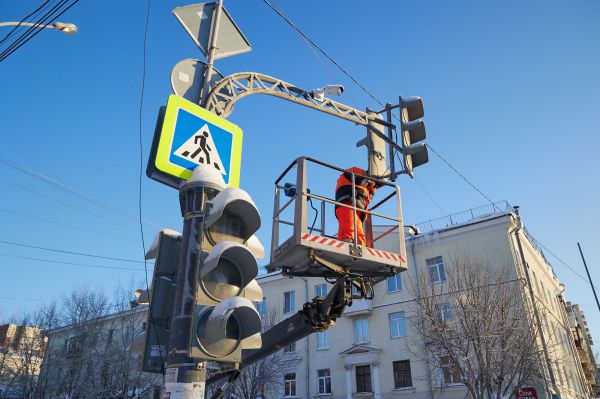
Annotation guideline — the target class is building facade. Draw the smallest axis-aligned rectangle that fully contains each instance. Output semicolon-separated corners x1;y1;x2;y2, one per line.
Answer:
37;305;161;399
566;303;597;395
257;202;592;399
0;323;46;398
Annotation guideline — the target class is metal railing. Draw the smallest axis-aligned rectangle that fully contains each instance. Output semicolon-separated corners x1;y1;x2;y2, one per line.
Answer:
413;201;513;234
410;200;557;278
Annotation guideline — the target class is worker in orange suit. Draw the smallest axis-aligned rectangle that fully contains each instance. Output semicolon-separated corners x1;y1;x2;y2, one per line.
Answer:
335;167;377;247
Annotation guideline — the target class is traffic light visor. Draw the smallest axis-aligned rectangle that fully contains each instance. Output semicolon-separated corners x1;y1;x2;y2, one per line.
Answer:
400;96;424;120
205;188;261;242
195;297;262;357
199;242;262;304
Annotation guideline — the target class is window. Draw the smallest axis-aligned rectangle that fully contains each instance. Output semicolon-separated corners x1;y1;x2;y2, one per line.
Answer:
387;274;402;292
316;330;330;350
65;334;86;353
315;284;327;297
284;342;296;353
284;291;295;313
255;297;267;317
356;365;372;393
284;373;296;397
353;318;369;344
393;360;412;389
436;304;453;323
317;369;332;395
439;355;461;385
107;329;115;345
427;256;446;283
389;312;407;338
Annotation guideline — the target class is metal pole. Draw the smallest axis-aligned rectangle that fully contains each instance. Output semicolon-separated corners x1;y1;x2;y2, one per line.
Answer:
577;242;600;312
164;178;221;398
201;0;224;106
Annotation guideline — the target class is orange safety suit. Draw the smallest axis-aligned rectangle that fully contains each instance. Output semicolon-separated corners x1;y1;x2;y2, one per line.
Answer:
335;167;376;246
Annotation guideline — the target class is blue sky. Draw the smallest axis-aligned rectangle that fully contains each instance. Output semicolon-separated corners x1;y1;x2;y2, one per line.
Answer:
1;0;599;344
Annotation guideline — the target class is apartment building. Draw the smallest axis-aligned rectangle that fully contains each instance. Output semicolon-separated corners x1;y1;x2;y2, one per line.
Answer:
257;202;592;399
37;305;161;399
0;323;46;398
566;303;597;395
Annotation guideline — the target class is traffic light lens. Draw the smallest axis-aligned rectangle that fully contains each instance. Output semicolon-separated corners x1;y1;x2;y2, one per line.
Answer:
201;258;242;301
206;212;247;245
195;309;241;357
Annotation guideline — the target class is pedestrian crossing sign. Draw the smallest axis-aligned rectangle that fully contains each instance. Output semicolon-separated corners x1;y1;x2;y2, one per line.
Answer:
148;95;243;188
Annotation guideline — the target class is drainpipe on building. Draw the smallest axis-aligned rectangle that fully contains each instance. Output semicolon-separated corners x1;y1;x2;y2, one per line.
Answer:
510;207;558;398
301;277;310;397
409;234;434;399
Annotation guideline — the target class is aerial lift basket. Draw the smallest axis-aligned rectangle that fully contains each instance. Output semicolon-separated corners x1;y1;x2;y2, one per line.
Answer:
268;157;408;278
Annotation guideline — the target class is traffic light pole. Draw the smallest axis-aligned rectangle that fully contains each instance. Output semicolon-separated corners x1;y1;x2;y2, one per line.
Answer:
164;175;221;399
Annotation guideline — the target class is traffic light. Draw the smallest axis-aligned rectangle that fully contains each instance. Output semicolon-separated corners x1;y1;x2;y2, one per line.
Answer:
399;96;428;177
141;229;181;373
189;187;264;363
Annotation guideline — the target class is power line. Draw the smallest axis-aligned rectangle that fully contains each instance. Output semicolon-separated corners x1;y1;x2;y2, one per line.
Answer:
0;296;41;302
260;0;384;107
0;155;162;228
0;208;138;243
425;144;496;207
0;239;145;264
260;2;592;288
0;0;52;45
532;238;589;283
0;252;145;272
261;0;496;208
0;176;137;230
0;0;69;61
138;0;166;380
0;0;81;63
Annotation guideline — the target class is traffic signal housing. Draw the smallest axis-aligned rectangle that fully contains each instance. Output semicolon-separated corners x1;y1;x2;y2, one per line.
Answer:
399;96;428;177
141;229;181;373
190;187;264;363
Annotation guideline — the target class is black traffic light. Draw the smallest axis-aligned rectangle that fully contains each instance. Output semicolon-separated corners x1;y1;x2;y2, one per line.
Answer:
399;96;428;177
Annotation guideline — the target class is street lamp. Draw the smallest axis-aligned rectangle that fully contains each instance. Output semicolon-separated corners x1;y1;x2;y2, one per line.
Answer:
0;21;78;34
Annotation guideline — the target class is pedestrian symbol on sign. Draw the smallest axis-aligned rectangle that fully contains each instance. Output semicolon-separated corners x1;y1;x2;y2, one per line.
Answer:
148;95;243;189
173;124;226;176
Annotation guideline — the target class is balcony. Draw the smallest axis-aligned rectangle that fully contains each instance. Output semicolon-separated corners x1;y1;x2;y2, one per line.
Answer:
344;299;373;316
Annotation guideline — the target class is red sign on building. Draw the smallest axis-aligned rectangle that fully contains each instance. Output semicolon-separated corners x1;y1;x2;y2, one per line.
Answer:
517;387;538;399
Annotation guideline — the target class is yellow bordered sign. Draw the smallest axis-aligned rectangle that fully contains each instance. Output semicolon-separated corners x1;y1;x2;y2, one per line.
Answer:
147;95;243;188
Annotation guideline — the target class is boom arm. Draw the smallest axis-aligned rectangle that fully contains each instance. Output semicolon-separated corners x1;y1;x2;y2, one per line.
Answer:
241;275;351;368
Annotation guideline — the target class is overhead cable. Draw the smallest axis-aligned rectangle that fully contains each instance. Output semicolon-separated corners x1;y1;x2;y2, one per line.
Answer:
0;239;146;264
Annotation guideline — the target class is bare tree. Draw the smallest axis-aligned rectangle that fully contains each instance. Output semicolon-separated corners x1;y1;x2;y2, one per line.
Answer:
408;253;549;399
37;286;110;398
0;302;57;399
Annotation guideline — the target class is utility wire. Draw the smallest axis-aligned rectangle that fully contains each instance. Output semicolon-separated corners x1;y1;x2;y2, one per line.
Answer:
425;144;496;207
0;0;69;60
0;155;162;228
0;252;145;272
0;239;145;264
0;296;41;302
261;1;591;287
0;0;81;63
0;208;138;243
261;0;495;207
0;176;136;230
532;238;589;283
138;0;166;380
0;0;51;45
260;0;384;107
